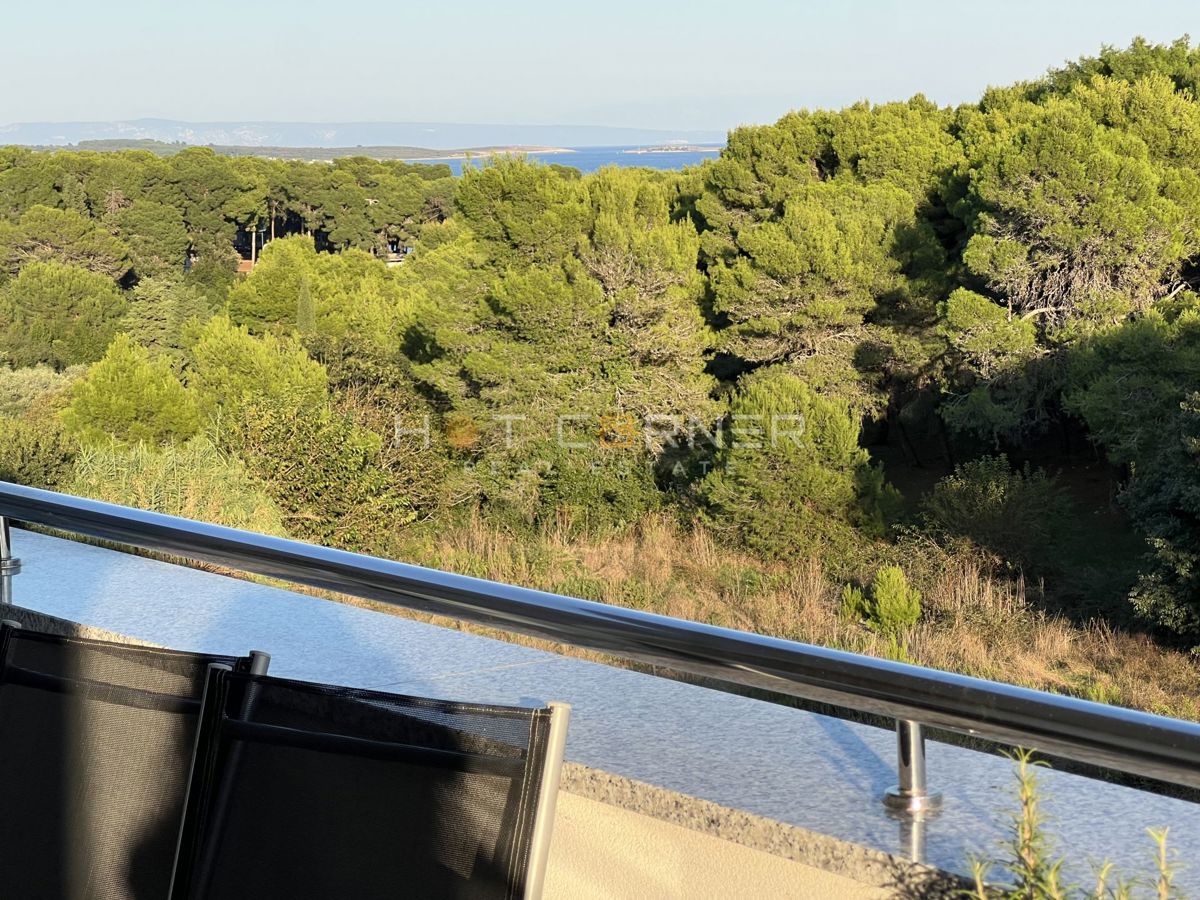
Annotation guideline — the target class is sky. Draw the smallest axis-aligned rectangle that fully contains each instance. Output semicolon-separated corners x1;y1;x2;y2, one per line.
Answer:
1;0;1196;132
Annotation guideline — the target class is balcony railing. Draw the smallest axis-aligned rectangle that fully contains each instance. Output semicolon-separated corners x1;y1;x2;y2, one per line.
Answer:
1;480;1199;824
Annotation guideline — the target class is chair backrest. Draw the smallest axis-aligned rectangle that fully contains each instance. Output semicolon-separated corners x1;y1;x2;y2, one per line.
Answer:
0;622;264;900
170;670;570;900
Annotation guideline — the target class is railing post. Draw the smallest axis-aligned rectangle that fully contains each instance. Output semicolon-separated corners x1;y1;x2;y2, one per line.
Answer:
884;719;942;815
0;517;20;606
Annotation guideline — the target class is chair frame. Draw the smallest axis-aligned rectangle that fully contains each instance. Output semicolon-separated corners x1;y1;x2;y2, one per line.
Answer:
523;701;570;900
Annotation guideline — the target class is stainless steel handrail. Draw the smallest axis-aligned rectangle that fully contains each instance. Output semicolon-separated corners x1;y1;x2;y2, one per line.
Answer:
2;480;1199;798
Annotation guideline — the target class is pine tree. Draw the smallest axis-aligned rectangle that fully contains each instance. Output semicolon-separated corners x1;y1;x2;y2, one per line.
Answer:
0;261;128;368
62;334;200;445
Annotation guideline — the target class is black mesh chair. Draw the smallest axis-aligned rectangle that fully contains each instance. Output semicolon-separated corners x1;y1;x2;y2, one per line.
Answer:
169;670;570;900
0;620;268;900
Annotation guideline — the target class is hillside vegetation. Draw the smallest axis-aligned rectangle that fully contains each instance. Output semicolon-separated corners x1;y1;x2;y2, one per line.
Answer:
1;38;1198;715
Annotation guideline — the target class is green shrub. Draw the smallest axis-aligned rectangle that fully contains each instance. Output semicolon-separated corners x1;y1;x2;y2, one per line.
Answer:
0;416;77;488
555;575;607;602
62;335;200;446
122;277;215;364
880;635;913;664
869;565;921;633
114;200;189;279
1066;308;1200;641
923;455;1071;571
0;261;127;369
841;567;922;633
717;566;766;599
840;583;870;621
700;368;899;559
1;205;131;280
535;448;662;536
187;315;328;421
227;235;320;328
233;401;413;552
0;365;83;418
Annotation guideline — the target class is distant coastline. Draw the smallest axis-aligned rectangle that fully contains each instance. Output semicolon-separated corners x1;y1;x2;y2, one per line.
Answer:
623;145;722;155
405;146;575;161
11;139;726;174
12;138;576;163
0;120;727;151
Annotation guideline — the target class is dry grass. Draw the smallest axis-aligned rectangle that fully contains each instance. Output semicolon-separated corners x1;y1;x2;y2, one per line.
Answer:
391;513;1200;721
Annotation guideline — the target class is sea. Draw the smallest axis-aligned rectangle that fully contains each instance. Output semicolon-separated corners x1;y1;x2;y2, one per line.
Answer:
424;145;723;175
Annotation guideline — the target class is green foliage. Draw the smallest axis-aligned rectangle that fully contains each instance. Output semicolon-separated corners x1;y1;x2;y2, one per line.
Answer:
187;315;328;421
936;289;1051;441
152;147;246;251
227;236;412;362
868;565;921;633
68;436;287;535
228;235;320;327
938;289;1038;379
408;159;716;532
970;751;1068;899
0;364;82;417
956;74;1200;334
122;277;215;363
492;447;663;536
0;205;131;280
829;96;964;199
453;156;589;266
0;261;127;368
581;167;717;429
923;456;1072;571
700;368;898;558
296;275;315;333
839;583;869;621
114;200;189;278
77;151;151;220
1043;36;1200;98
935;55;1200;450
693;98;958;419
0;149;72;219
62;335;199;445
1065;299;1200;641
232;400;413;551
841;567;921;633
704;178;915;369
0;416;77;488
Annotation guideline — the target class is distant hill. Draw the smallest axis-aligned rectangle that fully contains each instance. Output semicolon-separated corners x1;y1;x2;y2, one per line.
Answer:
0;119;727;150
15;138;573;162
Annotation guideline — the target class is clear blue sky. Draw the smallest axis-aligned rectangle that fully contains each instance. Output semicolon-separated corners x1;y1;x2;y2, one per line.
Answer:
1;0;1194;130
